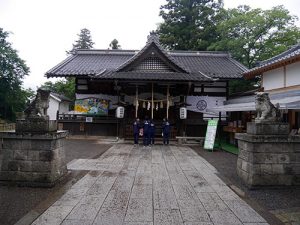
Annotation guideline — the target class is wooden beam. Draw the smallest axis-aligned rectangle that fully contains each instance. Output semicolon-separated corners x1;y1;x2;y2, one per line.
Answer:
151;83;154;119
166;85;169;119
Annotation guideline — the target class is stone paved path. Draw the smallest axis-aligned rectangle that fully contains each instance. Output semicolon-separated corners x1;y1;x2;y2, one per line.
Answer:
31;144;269;225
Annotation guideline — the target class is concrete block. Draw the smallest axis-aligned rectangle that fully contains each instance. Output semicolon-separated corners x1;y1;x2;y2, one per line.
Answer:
253;153;278;164
292;175;300;185
39;150;53;161
14;150;27;160
272;164;284;174
2;149;14;160
237;158;242;169
293;143;300;152
28;150;40;161
30;140;53;151
252;174;278;186
261;164;272;175
247;122;289;135
278;154;290;164
32;161;51;172
250;164;261;175
21;140;32;150
277;175;293;185
241;161;250;172
2;140;21;150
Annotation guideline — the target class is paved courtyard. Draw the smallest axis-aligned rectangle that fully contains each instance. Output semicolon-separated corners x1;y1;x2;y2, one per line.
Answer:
31;144;269;225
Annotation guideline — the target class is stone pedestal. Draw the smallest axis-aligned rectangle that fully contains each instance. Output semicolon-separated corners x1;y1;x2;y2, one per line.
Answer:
235;122;300;188
16;118;57;133
0;131;68;187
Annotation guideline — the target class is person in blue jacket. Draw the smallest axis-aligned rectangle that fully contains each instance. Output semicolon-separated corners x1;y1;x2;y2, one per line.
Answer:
143;116;150;147
162;118;170;145
133;118;140;146
149;119;155;146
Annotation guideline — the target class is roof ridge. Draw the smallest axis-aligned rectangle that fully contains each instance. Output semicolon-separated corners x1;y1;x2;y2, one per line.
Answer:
76;49;137;55
116;35;189;73
170;51;229;57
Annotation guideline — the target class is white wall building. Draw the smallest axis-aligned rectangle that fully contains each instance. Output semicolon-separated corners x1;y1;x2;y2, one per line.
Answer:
47;93;71;120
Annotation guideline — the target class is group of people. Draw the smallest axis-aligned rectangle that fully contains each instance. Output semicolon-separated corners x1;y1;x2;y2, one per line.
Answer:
133;116;170;147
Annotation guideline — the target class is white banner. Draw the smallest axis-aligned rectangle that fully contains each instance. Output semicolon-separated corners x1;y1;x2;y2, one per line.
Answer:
186;96;226;119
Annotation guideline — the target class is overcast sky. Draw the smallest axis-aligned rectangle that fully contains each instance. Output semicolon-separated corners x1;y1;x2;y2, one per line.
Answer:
1;0;299;90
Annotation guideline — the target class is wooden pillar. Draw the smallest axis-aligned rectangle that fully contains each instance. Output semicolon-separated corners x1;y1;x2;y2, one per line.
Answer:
166;85;169;119
135;86;138;118
151;83;154;119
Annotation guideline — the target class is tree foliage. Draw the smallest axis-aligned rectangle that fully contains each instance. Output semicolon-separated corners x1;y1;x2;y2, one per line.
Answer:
40;78;75;101
0;28;31;120
157;0;224;50
67;28;95;54
209;5;300;68
109;39;121;49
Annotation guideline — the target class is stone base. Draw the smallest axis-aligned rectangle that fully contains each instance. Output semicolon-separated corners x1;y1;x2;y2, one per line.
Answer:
16;118;57;133
247;122;289;135
235;126;300;188
0;131;68;187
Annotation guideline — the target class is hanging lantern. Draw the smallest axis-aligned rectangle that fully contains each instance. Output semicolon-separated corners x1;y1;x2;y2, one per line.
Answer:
142;101;146;108
160;101;163;108
156;103;159;111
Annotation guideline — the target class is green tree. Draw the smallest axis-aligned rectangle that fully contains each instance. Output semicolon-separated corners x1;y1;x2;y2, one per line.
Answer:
209;5;300;68
109;39;121;49
0;28;30;120
67;28;95;54
157;0;224;50
40;78;75;101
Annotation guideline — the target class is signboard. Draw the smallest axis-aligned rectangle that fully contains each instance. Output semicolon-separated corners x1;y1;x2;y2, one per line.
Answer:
74;98;109;115
85;117;93;123
204;119;218;150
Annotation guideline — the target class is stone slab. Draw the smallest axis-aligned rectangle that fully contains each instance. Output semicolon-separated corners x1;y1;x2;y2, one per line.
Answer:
154;209;184;225
16;118;57;133
29;144;269;225
247;122;289;135
124;198;153;222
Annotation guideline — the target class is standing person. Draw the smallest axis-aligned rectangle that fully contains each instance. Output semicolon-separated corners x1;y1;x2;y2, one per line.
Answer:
149;119;155;146
143;116;150;147
133;118;140;146
162;118;170;145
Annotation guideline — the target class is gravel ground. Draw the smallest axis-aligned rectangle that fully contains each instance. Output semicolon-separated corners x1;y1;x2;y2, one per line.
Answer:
191;146;300;224
0;139;112;225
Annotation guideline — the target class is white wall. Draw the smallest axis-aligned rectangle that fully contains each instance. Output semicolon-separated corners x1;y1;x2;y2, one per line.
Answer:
47;97;60;120
59;101;70;114
286;61;300;87
263;67;284;91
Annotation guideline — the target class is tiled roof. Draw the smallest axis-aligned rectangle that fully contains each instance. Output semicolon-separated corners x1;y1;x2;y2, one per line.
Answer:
51;92;72;102
243;44;300;79
46;35;247;81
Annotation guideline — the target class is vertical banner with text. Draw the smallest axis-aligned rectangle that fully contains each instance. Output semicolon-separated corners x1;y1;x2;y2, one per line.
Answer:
204;119;219;150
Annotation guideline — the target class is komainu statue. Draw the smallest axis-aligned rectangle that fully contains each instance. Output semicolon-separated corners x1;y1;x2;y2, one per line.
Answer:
255;92;280;123
24;89;50;120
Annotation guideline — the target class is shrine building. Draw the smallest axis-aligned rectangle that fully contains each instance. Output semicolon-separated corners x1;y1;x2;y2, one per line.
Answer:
46;34;247;138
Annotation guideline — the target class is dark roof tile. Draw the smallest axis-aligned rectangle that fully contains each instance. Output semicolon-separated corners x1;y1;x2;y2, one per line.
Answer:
46;36;247;81
243;44;300;78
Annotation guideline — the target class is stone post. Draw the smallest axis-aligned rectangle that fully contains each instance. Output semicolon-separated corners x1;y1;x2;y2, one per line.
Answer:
0;88;68;187
235;122;300;188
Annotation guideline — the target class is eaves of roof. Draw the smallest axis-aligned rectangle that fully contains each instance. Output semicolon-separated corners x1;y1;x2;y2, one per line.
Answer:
243;45;300;79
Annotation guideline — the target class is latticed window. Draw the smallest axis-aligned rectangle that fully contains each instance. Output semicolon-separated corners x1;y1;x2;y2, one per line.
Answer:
133;56;173;72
